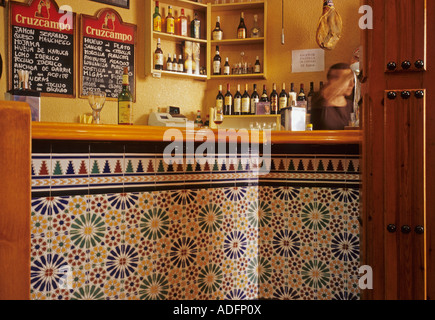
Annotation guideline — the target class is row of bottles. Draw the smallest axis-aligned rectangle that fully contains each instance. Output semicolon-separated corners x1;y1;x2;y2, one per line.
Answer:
153;2;201;39
216;82;320;116
155;38;198;73
212;13;262;40
213;46;261;75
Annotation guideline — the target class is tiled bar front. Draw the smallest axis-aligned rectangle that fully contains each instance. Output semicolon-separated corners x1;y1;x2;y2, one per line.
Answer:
30;140;361;300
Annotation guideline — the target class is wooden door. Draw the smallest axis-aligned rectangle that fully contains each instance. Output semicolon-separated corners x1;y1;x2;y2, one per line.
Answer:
362;0;432;300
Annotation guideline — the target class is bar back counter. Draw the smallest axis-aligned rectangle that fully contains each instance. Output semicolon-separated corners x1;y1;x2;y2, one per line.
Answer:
1;101;362;300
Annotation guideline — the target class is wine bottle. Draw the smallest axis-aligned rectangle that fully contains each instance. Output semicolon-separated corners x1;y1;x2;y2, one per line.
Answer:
177;54;184;73
191;12;200;39
153;1;162;32
216;84;224;111
166;53;173;71
237;12;247;39
118;67;133;125
154;38;163;70
224;83;233;115
166;5;175;34
212;16;223;40
289;82;297;105
307;82;314;114
270;83;278;114
254;56;261;73
279;82;289;110
297;84;306;101
177;8;188;37
213;46;221;75
233;84;242;115
250;14;261;38
260;85;269;102
250;84;259;115
242;84;250;115
224;57;230;75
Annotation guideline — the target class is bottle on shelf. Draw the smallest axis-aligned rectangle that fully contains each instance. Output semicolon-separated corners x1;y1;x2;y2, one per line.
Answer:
237;12;247;39
153;1;162;32
279;82;289;110
118;67;133;125
185;53;192;74
250;84;259;115
224;57;230;75
307;81;314;114
213;16;223;40
154;38;163;70
254;56;261;73
177;54;184;72
242;84;250;115
191;12;201;39
297;83;307;108
173;54;178;70
233;84;242;115
177;8;188;37
270;83;278;114
213;46;221;75
250;14;261;38
204;114;210;128
166;5;175;35
216;84;224;112
194;110;203;128
260;85;269;102
289;82;297;105
224;83;233;115
166;53;173;71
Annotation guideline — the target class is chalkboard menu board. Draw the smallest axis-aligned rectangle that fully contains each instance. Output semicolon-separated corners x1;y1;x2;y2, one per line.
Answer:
8;0;76;97
80;9;136;101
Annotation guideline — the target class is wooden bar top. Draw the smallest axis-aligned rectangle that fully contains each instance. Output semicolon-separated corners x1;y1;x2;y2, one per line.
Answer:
32;122;362;145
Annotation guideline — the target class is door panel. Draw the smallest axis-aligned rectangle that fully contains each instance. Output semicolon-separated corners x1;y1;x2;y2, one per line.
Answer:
384;0;426;73
384;89;426;299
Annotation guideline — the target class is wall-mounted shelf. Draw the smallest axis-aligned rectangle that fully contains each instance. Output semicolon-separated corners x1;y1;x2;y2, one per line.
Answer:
153;31;208;44
209;73;265;80
210;1;265;12
152;69;207;80
210;37;264;46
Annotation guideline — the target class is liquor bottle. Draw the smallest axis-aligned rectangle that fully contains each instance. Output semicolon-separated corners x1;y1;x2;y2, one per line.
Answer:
204;114;210;128
250;14;261;38
270;83;278;114
191;12;200;39
166;5;175;34
260;85;269;102
279;82;289;110
118;67;133;125
233;84;242;115
177;54;184;72
242;84;250;115
173;54;178;70
297;84;306;102
307;81;314;114
213;46;221;75
254;56;261;73
216;84;224;111
153;1;162;32
289;82;297;105
224;83;233;115
154;38;163;70
224;57;230;75
250;84;259;115
194;110;203;128
237;12;247;39
177;8;188;37
212;16;223;40
166;53;173;71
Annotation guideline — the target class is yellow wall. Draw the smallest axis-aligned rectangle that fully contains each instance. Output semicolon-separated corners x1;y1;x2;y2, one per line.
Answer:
0;0;360;124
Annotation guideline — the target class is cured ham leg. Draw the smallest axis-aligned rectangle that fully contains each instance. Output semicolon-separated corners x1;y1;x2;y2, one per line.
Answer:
316;0;343;50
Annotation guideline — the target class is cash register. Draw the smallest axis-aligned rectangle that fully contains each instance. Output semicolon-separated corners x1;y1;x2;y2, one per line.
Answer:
148;106;193;128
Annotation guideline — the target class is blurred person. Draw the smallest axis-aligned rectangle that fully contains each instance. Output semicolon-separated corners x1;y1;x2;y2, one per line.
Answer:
311;63;355;130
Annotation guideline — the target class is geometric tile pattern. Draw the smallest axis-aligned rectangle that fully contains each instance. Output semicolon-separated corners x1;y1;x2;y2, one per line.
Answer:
30;186;360;300
30;141;361;300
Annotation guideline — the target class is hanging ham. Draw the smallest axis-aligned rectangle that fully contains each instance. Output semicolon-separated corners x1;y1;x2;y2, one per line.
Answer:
316;0;343;50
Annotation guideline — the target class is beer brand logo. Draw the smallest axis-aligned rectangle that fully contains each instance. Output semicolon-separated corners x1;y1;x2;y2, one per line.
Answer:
102;13;115;31
35;0;51;19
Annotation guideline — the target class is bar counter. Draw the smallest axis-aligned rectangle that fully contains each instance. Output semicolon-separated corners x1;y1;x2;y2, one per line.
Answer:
32;122;362;145
2;103;363;300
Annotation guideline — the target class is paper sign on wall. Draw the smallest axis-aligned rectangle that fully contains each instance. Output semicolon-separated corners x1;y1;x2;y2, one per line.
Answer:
292;49;325;73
